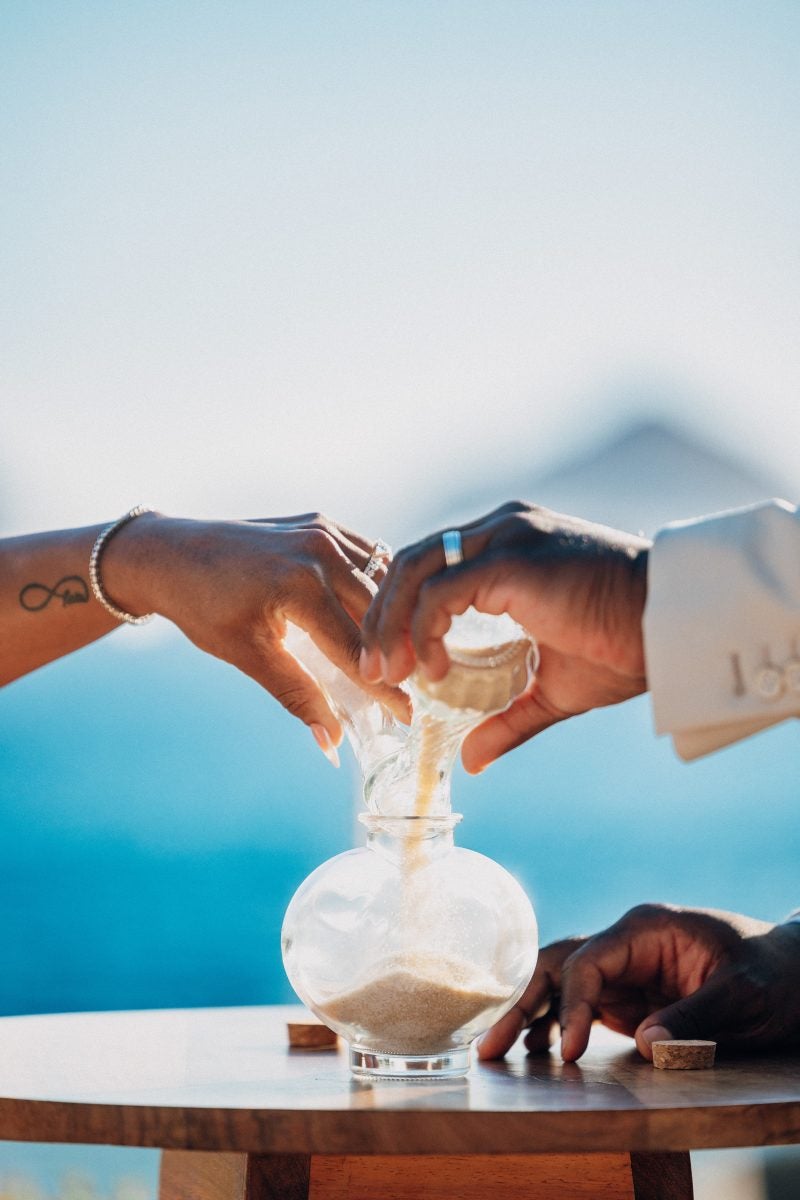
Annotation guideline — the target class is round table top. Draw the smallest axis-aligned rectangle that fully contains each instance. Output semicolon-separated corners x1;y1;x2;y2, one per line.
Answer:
0;1005;798;1155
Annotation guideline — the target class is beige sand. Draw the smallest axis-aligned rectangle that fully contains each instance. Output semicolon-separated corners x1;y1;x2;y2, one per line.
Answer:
325;957;508;1054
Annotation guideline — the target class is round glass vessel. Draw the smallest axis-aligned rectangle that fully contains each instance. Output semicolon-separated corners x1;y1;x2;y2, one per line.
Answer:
281;612;539;1078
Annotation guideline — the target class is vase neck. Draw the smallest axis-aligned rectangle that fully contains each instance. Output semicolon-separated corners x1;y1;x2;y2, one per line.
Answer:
364;709;472;818
359;813;461;863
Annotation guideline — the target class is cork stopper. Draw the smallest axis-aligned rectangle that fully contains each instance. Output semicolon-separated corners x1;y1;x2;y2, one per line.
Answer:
651;1040;716;1070
287;1018;338;1049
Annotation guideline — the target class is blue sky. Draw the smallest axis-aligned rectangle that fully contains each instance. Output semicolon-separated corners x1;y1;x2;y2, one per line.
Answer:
2;0;798;539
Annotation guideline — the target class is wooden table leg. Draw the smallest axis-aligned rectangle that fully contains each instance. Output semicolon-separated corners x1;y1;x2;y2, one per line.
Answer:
160;1150;693;1199
630;1152;694;1200
248;1154;312;1200
160;1151;248;1200
159;1151;311;1200
307;1154;635;1198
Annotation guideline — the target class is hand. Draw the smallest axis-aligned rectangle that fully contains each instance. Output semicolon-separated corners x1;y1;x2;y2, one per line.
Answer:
360;501;650;771
104;511;408;756
478;904;800;1063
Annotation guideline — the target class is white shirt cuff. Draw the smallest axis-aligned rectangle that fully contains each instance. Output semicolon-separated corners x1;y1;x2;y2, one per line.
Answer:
644;499;800;760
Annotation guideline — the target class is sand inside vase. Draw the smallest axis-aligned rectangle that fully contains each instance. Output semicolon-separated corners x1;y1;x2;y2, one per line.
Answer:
323;954;508;1054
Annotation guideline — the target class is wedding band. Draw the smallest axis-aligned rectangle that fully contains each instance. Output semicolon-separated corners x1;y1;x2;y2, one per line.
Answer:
442;529;463;567
364;538;392;579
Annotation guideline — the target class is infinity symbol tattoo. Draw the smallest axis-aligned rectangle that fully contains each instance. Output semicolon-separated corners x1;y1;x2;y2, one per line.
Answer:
19;576;90;612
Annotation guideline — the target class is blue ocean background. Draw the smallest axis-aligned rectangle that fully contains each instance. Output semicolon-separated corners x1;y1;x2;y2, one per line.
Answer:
2;446;798;1022
1;420;799;1200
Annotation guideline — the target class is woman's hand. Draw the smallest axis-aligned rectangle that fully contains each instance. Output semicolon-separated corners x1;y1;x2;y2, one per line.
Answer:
478;904;800;1062
103;511;408;756
360;501;650;772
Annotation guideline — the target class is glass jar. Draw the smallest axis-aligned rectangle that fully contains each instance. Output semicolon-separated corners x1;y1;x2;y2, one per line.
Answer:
281;611;539;1078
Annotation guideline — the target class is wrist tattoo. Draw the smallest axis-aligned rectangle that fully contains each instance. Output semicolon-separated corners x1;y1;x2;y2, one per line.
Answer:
19;576;90;612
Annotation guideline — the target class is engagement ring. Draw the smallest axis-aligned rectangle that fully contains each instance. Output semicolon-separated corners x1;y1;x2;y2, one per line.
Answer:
364;538;392;579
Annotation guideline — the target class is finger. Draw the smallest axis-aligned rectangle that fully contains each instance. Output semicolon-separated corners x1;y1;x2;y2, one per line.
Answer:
523;1012;561;1053
359;578;393;682
237;636;343;746
477;939;584;1059
309;514;384;559
303;519;388;579
284;529;407;719
596;997;652;1039
360;501;523;683
323;549;382;625
291;588;410;724
364;527;495;684
559;932;640;1061
409;552;520;682
327;528;387;574
635;970;738;1060
461;687;565;773
253;513;383;560
476;1003;531;1060
361;537;448;683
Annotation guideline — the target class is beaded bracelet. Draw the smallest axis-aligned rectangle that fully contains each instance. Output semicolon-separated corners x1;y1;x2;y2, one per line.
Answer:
88;505;155;625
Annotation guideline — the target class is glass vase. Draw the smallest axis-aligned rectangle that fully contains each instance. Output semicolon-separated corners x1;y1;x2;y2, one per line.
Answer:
281;611;539;1078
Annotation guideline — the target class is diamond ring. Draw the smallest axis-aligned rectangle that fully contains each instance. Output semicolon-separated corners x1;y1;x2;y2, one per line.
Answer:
364;538;392;579
442;529;464;567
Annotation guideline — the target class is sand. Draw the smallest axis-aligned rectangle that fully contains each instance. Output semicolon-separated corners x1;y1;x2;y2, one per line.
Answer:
324;956;508;1054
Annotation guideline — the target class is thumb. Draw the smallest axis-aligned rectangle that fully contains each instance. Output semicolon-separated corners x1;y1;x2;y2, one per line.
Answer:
462;690;563;773
635;973;733;1059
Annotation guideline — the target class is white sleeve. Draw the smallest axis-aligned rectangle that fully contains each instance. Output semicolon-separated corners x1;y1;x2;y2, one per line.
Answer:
643;499;800;761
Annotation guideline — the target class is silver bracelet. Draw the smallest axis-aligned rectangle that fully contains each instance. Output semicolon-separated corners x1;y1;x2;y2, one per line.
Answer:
89;505;155;625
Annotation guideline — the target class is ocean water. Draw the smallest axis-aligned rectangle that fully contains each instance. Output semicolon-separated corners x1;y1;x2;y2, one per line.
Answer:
1;626;798;1019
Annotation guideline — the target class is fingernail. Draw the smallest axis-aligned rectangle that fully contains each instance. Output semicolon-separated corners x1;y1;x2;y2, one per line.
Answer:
359;647;370;676
642;1025;672;1047
310;723;340;768
379;652;390;681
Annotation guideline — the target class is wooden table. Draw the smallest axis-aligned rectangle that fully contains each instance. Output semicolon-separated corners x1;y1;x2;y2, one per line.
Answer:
0;1005;798;1200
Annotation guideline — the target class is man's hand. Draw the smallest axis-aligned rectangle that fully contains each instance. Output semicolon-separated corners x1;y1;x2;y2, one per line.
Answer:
478;904;800;1062
360;501;650;772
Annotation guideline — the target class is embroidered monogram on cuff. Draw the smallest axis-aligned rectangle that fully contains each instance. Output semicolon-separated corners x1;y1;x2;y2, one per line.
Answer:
88;505;155;625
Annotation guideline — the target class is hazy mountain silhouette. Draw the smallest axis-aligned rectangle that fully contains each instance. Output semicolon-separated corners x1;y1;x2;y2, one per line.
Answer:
442;417;793;536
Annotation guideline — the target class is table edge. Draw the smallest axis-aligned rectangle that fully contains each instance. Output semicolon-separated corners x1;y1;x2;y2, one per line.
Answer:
1;1095;799;1155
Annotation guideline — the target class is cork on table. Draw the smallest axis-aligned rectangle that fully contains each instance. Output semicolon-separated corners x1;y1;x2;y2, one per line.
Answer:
0;1006;798;1200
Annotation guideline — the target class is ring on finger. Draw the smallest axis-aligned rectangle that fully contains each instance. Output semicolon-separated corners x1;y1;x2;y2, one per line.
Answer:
364;537;392;579
442;529;464;567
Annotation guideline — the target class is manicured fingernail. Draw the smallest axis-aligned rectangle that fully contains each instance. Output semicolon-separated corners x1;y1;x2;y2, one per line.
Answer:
379;652;390;680
310;723;340;768
642;1025;672;1046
